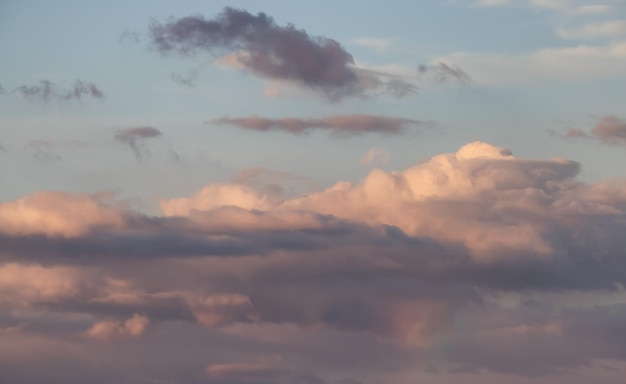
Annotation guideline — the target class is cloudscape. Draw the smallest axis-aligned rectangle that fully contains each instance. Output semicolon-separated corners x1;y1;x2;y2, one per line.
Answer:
1;1;626;383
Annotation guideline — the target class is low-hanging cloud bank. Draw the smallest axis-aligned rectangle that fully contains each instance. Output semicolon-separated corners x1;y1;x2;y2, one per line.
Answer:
148;7;417;100
3;141;626;383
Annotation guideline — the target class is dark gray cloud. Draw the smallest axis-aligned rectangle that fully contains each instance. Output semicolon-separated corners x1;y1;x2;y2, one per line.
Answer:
148;8;416;100
211;114;423;136
418;62;472;84
13;80;104;103
114;126;162;159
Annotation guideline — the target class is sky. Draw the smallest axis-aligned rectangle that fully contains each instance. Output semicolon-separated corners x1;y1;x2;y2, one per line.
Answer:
1;0;626;383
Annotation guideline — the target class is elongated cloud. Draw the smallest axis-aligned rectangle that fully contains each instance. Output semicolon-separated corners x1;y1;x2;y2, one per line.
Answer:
148;7;416;99
114;126;162;159
550;115;626;145
13;79;104;103
212;114;423;136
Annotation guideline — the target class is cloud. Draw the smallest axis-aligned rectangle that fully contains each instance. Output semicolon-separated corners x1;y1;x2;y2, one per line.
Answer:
118;29;142;44
205;363;289;381
0;191;127;238
440;41;626;84
170;69;198;87
211;114;423;136
83;313;149;341
557;20;626;39
547;127;590;139
418;62;472;84
148;7;417;100
349;37;393;52
25;140;63;163
114;126;163;159
591;115;626;144
13;80;104;103
574;4;612;15
6;142;626;381
0;263;83;305
550;115;626;145
476;0;513;7
360;147;390;166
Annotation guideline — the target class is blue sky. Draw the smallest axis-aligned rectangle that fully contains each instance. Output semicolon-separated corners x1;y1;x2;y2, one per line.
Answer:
2;1;626;383
2;0;626;203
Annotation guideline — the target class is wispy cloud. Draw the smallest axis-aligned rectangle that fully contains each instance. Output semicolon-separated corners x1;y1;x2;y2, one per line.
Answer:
170;69;198;87
361;147;390;166
557;20;626;39
349;37;394;52
418;61;473;83
13;80;104;103
114;126;163;159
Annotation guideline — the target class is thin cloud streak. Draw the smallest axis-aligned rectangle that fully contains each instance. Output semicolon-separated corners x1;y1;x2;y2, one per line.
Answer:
211;114;424;136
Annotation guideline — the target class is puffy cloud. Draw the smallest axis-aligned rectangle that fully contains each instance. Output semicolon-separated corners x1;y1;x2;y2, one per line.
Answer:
0;263;82;304
5;142;626;382
83;313;149;341
13;80;103;103
160;183;274;215
114;126;162;159
0;191;127;237
148;7;417;100
286;141;582;257
211;114;423;136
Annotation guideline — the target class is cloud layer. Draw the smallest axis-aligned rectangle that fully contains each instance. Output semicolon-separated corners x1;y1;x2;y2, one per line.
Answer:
3;142;626;383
